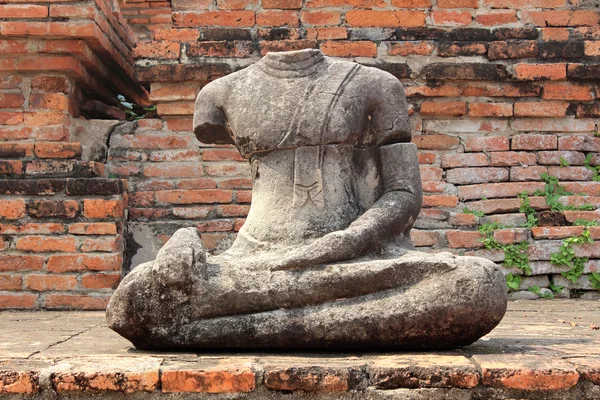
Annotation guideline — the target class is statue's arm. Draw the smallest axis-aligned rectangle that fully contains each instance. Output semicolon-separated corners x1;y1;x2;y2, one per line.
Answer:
193;80;235;145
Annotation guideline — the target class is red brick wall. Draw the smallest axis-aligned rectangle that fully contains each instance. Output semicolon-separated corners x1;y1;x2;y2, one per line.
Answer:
0;0;135;309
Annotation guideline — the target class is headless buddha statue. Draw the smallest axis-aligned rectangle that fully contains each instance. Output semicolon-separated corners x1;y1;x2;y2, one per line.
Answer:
107;49;508;350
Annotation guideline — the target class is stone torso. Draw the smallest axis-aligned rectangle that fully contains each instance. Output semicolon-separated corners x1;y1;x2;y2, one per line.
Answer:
193;49;410;253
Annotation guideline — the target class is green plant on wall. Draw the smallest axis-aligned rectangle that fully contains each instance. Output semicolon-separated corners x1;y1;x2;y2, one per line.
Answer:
550;228;593;284
584;154;600;182
518;191;538;228
478;222;531;289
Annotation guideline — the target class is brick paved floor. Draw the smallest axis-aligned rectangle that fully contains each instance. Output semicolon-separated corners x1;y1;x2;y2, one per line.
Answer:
1;300;599;399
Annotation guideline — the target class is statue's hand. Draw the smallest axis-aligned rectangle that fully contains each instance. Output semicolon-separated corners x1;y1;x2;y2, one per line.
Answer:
270;229;368;271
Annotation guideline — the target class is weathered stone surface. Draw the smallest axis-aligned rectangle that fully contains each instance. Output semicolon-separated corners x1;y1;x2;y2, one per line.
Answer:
108;49;507;350
475;354;580;391
369;355;480;389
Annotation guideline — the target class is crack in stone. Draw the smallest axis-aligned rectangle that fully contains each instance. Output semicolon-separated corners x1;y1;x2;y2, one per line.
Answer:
26;324;100;360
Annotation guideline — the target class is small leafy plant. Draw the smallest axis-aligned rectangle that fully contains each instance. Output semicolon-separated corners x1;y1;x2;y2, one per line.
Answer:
584;154;600;182
550;228;593;284
117;94;157;121
463;207;485;218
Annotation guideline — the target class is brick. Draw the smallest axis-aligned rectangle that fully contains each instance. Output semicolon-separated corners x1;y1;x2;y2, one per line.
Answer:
0;112;24;125
558;136;600;152
465;136;509;152
422;195;459;207
157;102;195;116
0;199;25;220
0;255;44;272
301;10;340;25
523;10;599;27
512;118;595;132
475;11;517;26
458;182;545;200
475;354;579;391
420;101;466;116
66;179;124;196
438;0;478;7
410;230;438;247
568;64;600;80
0;4;48;18
512;134;557;151
514;101;569;117
263;0;302;8
513;63;566;81
154;28;200;41
144;164;204;178
0;274;21;290
576;103;600;118
438;42;486;57
68;223;118;235
540;28;569;41
173;11;255;27
441;153;489;168
468;102;513;117
197;220;234;232
236;190;252;203
345;10;426;28
0;293;38;309
390;0;431;6
155;189;232;204
188;41;253;58
388;41;434;56
422;63;509;80
431;11;473;27
490;152;536;167
418;153;436;164
0;223;64;235
510;166;548;181
0;93;25;108
134;41;180;59
43;294;110;310
81;273;121;289
27;200;79;218
305;27;347;40
537;151;585;166
412;135;459;150
256;10;299;26
449;213;478;226
264;364;365;391
532;226;584;240
172;207;210;219
16;236;76;253
29;93;71;111
0;143;34;158
446;231;483;248
217;0;257;9
83;200;124;219
0;160;23;175
542;82;594;101
25;274;77;291
446;167;508;185
47;254;122;272
178;178;217;189
484;0;565;7
259;40;317;55
81;236;121;252
420;166;443;181
548;166;594;181
488;40;537;60
161;366;256;393
320;41;377;57
217;205;251;217
539;41;584;60
585;41;600;56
